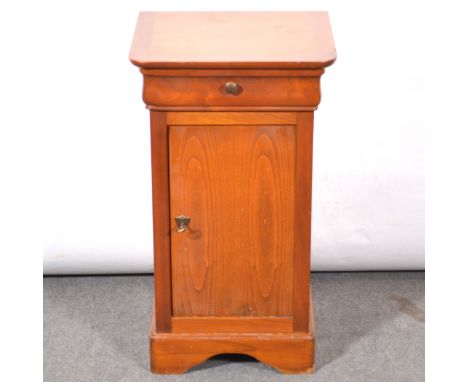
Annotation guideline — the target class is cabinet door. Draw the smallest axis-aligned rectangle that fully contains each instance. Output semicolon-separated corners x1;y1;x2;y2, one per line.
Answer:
166;112;313;332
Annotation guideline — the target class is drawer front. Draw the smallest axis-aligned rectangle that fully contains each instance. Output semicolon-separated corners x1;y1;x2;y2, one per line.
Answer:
143;76;321;107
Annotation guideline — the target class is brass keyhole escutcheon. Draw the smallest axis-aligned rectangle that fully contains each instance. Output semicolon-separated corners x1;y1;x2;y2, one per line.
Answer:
175;215;191;233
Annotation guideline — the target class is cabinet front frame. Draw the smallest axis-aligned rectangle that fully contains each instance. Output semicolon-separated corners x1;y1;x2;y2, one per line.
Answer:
150;111;314;333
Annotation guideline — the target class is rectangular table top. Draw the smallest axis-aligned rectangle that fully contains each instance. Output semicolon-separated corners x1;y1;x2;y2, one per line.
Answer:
130;12;336;69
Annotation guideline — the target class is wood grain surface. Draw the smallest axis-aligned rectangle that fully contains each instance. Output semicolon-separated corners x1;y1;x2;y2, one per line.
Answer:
166;111;297;125
149;112;172;332
151;334;314;374
150;306;314;374
140;69;325;77
130;12;336;69
142;75;321;108
171;316;293;333
131;11;336;374
169;123;295;317
293;113;314;331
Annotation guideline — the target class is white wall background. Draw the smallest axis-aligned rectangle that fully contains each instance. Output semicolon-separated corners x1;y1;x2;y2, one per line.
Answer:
40;0;424;274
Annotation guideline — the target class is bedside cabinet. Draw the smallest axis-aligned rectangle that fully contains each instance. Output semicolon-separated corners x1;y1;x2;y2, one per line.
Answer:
130;11;336;374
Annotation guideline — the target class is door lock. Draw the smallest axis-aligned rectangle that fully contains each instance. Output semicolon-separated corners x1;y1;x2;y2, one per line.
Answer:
175;215;191;232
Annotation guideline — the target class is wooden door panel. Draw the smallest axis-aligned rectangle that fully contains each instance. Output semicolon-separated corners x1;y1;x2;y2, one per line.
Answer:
169;125;295;317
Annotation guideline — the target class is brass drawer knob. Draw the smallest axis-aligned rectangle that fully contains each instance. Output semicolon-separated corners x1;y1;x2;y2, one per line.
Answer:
224;82;242;95
175;215;191;233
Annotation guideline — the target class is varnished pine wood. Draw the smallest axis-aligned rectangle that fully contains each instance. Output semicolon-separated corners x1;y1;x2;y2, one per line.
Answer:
172;316;293;333
149;112;172;332
169;124;295;317
130;12;336;69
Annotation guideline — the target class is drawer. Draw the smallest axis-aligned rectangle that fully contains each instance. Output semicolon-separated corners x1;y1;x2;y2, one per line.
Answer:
142;74;321;108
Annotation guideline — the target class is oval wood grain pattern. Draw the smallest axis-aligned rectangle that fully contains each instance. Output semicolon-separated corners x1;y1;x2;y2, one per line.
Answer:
170;124;295;317
170;131;214;314
184;152;209;292
252;149;278;298
248;128;295;316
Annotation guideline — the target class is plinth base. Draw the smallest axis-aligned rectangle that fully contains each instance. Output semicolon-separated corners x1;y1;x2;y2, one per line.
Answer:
149;310;315;374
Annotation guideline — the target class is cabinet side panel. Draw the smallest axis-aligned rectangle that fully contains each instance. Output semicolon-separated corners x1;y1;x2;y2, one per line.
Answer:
150;111;172;332
169;124;295;317
293;112;314;332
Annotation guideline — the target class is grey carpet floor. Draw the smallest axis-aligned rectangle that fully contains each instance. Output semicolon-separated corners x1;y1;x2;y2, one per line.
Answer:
44;272;424;382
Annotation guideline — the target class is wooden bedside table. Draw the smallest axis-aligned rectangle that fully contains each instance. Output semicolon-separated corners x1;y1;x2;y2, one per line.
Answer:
129;11;336;374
